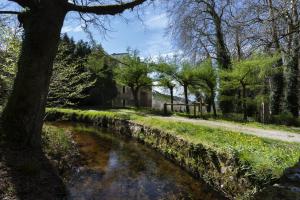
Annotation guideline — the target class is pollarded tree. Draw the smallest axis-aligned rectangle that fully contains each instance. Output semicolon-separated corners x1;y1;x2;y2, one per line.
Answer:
174;62;197;113
194;58;218;117
0;0;147;148
114;50;152;108
154;58;177;111
221;54;279;121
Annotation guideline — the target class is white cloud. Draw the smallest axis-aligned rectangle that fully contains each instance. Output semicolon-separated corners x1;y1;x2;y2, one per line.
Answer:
61;25;83;33
144;13;168;30
142;31;174;58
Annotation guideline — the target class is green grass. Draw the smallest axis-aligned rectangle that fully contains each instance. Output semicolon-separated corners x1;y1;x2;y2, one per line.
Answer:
42;124;73;158
46;107;300;180
134;117;300;178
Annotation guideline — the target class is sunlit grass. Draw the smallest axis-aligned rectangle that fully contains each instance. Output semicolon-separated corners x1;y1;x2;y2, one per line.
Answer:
135;117;300;178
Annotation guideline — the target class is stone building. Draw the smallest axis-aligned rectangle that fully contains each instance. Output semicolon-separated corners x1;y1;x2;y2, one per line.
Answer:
111;53;152;108
112;85;152;108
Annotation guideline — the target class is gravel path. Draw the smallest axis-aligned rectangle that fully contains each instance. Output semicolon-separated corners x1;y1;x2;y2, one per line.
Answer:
156;116;300;143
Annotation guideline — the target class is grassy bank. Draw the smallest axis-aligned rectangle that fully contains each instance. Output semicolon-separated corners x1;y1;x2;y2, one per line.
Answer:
42;125;78;170
46;108;300;181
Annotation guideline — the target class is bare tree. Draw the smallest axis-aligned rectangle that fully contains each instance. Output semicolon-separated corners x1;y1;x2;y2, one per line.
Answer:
166;0;232;69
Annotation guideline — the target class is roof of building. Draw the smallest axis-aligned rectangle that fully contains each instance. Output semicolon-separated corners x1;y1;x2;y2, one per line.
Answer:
111;53;129;57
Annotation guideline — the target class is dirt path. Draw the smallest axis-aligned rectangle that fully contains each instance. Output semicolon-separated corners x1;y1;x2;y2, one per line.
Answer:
155;116;300;143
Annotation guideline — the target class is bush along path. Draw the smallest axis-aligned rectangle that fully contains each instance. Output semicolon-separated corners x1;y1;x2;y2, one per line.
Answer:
45;108;300;200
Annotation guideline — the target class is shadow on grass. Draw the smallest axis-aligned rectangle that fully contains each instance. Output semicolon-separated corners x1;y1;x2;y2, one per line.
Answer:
0;143;66;200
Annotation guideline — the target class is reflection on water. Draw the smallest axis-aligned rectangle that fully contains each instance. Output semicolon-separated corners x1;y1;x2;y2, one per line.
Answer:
51;122;226;200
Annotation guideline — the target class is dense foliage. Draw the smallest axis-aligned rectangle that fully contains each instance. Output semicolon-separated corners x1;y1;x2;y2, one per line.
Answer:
47;36;97;107
48;35;118;107
164;0;300;121
0;26;20;105
0;33;118;108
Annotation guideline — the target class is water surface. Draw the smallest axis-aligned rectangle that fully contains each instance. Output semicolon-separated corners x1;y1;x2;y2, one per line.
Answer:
52;122;226;200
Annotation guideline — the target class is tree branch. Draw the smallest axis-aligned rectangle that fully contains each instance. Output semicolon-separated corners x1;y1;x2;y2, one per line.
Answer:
66;0;147;15
0;10;21;15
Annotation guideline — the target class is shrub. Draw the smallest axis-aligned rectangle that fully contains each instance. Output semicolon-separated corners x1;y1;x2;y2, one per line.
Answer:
270;112;300;126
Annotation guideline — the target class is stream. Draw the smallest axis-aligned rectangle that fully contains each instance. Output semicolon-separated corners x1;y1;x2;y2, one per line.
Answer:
51;122;226;200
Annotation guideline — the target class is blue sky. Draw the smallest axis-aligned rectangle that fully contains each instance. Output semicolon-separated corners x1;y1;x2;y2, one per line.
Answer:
62;4;174;58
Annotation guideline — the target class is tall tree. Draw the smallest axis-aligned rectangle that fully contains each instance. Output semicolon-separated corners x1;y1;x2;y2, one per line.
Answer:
166;0;231;69
85;45;118;106
155;58;177;112
267;0;285;115
165;0;234;113
221;54;279;120
47;36;96;107
286;0;299;117
0;0;147;148
174;62;196;113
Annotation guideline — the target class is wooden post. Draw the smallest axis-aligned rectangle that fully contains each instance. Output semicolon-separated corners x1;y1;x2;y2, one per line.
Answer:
164;103;167;115
194;103;196;117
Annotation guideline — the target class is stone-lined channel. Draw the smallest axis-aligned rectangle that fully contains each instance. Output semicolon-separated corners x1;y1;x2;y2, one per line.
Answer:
52;122;226;200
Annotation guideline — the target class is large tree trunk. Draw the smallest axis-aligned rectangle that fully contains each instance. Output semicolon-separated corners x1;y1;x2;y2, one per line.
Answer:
212;11;231;70
267;0;284;115
242;84;247;121
210;8;234;114
1;3;66;149
211;90;217;117
183;84;189;113
206;97;212;113
131;87;140;108
234;26;243;61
